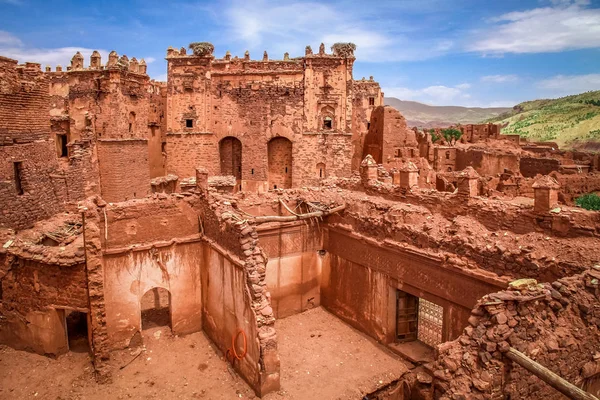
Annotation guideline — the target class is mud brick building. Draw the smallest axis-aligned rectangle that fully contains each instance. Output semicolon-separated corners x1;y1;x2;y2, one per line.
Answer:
1;40;600;399
164;42;382;191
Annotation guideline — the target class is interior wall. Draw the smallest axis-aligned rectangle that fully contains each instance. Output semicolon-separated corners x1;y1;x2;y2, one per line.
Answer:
258;223;323;318
103;241;203;348
321;228;506;344
201;243;262;392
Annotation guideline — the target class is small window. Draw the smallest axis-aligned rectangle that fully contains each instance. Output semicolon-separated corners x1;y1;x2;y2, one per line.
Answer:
13;162;24;195
447;167;452;172
128;112;136;133
367;122;371;129
323;117;332;130
445;151;450;160
57;134;68;158
369;97;375;106
185;119;193;128
251;168;254;175
285;167;288;173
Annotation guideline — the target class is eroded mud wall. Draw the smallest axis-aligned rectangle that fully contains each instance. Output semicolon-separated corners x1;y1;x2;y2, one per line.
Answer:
259;222;323;318
103;242;203;347
0;257;88;355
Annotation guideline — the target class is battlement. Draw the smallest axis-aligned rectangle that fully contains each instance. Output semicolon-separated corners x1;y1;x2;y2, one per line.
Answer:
36;50;149;75
165;41;356;64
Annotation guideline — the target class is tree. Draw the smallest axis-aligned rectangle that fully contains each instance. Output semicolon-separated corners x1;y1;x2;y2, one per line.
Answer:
441;128;462;146
575;193;600;211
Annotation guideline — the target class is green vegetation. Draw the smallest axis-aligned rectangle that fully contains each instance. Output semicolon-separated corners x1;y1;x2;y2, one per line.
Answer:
441;128;462;145
575;193;600;211
486;91;600;149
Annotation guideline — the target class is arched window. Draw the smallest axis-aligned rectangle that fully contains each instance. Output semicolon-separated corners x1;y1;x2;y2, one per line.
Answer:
320;105;335;131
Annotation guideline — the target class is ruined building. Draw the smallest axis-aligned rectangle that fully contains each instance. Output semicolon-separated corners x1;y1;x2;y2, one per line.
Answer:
1;42;600;399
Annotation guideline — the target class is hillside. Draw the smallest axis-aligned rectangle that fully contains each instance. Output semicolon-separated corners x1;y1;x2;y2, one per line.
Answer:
487;91;600;151
384;98;510;128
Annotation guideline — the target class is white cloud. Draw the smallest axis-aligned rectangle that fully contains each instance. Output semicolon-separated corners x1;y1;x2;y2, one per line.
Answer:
536;73;600;96
470;1;600;54
481;74;519;83
455;83;471;90
0;30;22;47
385;84;472;105
219;0;454;62
144;57;156;64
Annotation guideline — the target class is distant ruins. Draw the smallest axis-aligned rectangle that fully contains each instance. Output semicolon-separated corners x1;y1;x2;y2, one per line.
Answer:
1;42;599;399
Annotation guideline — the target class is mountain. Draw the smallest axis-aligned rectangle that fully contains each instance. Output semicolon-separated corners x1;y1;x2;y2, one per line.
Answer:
486;91;600;151
384;98;510;128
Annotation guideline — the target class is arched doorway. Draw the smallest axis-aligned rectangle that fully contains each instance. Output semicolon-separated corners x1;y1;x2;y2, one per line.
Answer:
219;137;242;190
268;137;292;189
140;287;172;331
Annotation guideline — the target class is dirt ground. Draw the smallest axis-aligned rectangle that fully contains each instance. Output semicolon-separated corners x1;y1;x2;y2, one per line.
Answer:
0;307;408;400
0;326;255;400
266;307;410;400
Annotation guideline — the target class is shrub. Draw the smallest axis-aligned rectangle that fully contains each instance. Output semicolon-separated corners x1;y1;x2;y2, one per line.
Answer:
575;193;600;211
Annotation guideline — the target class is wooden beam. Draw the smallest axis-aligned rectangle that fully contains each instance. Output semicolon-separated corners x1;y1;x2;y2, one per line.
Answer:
506;347;598;400
252;204;345;224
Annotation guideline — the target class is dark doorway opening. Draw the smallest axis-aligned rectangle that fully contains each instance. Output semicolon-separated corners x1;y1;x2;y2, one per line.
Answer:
141;287;172;330
57;134;68;157
65;310;90;353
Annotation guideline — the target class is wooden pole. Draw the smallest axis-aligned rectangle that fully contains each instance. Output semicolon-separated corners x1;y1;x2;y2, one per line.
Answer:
506;347;598;400
253;204;345;224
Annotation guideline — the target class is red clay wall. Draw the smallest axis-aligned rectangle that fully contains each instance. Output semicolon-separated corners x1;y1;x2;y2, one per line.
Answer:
0;257;88;354
0;58;65;229
363;106;418;164
97;139;151;202
267;137;293;189
457;149;520;175
520;156;560;177
259;222;323;318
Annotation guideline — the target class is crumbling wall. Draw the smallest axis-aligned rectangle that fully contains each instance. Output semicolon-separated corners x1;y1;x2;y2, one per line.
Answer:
432;270;600;399
0;257;88;355
363;106;418;164
456;148;520;176
97;139;151;202
351;79;382;171
196;188;280;396
0;57;65;229
520;157;561;177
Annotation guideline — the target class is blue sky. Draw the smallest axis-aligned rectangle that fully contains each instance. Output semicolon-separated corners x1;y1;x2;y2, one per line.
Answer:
1;0;599;107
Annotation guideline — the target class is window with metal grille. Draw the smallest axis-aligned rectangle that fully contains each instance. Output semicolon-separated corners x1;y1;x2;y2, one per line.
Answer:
417;298;443;347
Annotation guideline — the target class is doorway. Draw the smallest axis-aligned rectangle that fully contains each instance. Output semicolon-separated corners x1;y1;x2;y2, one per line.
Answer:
141;287;172;330
395;290;444;348
65;310;90;353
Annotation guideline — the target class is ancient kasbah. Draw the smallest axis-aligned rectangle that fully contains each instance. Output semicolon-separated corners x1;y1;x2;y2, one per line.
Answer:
1;1;600;399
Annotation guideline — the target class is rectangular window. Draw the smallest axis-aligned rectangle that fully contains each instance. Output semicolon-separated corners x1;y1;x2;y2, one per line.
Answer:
185;119;193;128
13;162;24;195
57;134;68;157
369;97;375;106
